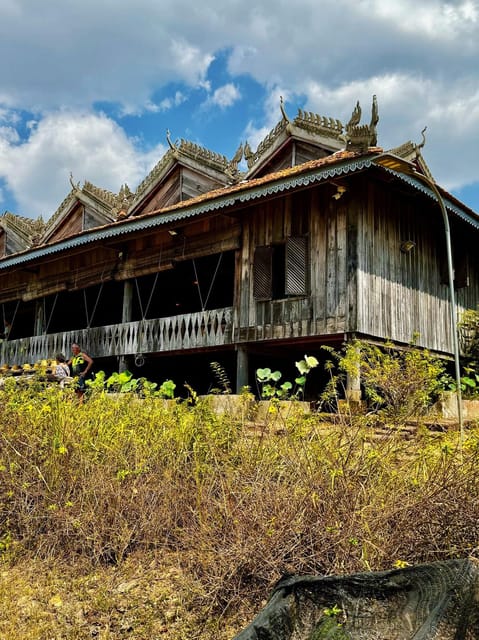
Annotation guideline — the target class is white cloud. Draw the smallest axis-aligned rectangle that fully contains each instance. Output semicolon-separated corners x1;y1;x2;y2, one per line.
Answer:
0;126;20;145
120;92;187;117
0;111;166;218
0;0;479;214
360;0;478;41
0;1;217;111
205;84;241;109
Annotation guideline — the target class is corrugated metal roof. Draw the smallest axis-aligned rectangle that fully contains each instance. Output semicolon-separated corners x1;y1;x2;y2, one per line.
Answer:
1;150;478;270
0;152;375;270
379;167;479;230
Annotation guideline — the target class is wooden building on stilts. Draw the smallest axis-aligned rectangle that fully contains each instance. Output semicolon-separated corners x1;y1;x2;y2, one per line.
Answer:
1;97;479;400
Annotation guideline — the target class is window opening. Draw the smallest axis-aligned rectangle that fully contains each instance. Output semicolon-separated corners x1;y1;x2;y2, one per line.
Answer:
44;293;59;334
272;244;286;300
135;271;161;320
193;252;223;311
83;282;104;328
2;300;19;339
254;236;308;301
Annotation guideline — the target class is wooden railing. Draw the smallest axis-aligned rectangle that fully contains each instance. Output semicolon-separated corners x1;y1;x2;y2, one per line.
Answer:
0;307;234;365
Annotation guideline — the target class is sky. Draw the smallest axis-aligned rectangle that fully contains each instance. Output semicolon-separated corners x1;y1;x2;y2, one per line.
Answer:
1;0;479;221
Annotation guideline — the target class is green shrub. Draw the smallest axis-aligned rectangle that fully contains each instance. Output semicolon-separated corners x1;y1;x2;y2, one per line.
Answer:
256;355;319;400
0;381;478;619
331;339;446;420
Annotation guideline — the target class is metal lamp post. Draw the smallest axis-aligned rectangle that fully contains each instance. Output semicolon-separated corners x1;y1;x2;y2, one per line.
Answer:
372;152;464;446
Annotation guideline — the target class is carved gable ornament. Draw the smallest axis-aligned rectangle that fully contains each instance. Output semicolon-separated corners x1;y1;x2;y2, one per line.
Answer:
341;95;379;152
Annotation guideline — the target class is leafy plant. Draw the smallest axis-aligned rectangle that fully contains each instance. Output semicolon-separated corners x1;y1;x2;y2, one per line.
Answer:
157;378;176;399
106;370;138;393
209;361;232;394
458;308;479;359
86;370;106;390
85;370;176;399
338;339;445;420
256;355;319;400
440;364;479;399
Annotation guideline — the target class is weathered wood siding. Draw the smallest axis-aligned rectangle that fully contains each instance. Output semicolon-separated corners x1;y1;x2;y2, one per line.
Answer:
20;248;119;301
84;205;111;230
252;141;331;178
351;179;479;354
1;216;240;305
139;167;227;215
45;202;84;243
238;186;348;340
1;226;31;257
180;166;225;201
140;171;181;213
310;187;348;334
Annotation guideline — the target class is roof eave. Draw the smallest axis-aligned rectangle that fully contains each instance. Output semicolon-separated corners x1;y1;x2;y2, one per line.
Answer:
1;152;477;271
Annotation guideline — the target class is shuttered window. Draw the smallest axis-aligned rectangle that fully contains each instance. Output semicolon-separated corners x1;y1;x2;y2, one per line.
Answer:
285;236;309;295
254;236;309;300
253;246;273;301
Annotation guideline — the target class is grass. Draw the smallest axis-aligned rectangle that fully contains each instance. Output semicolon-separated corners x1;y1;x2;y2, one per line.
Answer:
0;381;478;638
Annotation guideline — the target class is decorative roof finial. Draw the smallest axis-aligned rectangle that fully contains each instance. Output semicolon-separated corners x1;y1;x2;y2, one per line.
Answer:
225;143;244;183
280;96;290;123
341;96;379;152
166;129;177;151
69;172;80;192
416;126;427;153
347;101;362;128
369;95;379;146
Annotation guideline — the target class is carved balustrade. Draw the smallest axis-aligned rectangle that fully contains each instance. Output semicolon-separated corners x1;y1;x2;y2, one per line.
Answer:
0;307;234;365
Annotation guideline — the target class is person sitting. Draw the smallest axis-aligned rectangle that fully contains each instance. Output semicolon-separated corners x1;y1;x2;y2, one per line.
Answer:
54;353;71;388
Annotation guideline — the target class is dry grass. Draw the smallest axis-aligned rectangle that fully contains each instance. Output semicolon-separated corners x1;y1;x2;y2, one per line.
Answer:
0;382;478;638
0;552;250;639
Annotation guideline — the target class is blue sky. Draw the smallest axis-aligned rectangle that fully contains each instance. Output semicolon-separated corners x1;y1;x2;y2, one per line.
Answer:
1;0;479;220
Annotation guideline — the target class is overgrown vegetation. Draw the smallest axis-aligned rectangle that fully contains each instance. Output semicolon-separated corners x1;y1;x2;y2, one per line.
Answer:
1;346;479;638
256;354;319;400
86;369;176;398
322;339;446;421
209;361;232;394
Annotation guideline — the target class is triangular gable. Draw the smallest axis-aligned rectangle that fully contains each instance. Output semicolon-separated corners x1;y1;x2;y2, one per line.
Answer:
388;140;435;183
42;198;84;244
41;181;118;244
0;212;44;256
244;102;345;180
127;138;239;217
82;181;122;226
0;226;5;258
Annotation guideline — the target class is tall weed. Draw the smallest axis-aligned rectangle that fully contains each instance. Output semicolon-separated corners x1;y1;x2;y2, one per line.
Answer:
0;382;478;615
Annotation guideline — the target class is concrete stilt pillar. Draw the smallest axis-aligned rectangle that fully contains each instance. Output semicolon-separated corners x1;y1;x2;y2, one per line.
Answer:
236;345;249;393
345;344;362;406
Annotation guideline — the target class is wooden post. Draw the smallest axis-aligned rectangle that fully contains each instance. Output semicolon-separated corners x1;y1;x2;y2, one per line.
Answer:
345;343;362;405
122;280;133;323
119;280;133;372
34;300;45;336
345;369;362;404
236;345;249;393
